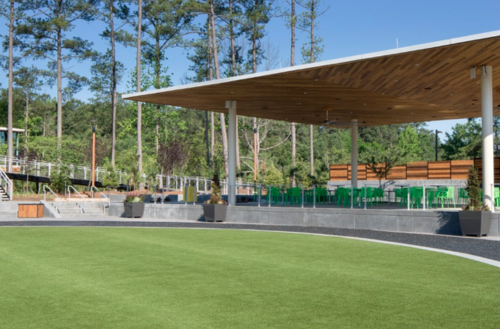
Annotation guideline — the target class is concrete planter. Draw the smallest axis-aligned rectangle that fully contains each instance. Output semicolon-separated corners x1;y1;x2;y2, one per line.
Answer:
458;211;491;237
202;204;227;222
124;202;145;218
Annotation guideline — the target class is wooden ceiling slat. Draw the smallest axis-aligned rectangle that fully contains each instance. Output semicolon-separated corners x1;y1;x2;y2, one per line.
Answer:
125;35;500;128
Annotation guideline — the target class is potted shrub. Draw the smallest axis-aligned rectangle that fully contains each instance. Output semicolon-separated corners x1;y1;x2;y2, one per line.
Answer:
459;166;491;237
202;171;227;222
124;191;146;218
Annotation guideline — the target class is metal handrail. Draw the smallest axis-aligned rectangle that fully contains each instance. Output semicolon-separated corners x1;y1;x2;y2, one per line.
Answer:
0;166;13;201
42;185;59;205
91;186;110;205
67;185;85;201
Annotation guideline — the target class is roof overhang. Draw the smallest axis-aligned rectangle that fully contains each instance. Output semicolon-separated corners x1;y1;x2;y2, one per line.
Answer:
123;30;500;128
0;127;25;133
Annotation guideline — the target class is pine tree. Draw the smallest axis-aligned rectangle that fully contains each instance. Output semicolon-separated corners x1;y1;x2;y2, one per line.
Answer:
18;0;98;147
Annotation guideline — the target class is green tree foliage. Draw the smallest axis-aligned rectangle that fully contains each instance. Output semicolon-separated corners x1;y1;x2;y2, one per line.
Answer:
443;120;482;160
17;0;98;140
397;126;422;163
49;164;71;193
464;166;488;211
264;165;284;185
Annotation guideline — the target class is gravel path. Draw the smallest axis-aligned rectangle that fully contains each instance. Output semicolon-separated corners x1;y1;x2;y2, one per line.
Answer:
1;220;499;261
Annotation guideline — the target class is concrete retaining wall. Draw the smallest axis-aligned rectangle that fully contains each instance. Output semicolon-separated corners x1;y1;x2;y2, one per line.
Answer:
107;203;500;236
0;201;57;219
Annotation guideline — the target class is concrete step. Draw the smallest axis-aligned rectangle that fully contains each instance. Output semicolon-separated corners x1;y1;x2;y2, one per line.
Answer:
82;208;104;214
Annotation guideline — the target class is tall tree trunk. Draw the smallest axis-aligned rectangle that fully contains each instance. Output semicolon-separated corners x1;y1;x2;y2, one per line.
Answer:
309;0;315;178
308;123;313;182
25;91;29;156
7;0;14;171
229;0;240;181
210;0;229;177
207;15;214;161
155;37;161;156
56;1;63;147
205;111;210;166
136;0;143;173
251;4;259;181
290;0;296;187
110;0;117;166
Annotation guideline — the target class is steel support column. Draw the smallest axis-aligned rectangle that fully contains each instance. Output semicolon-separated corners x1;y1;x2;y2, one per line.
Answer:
351;119;358;188
226;100;237;206
482;65;494;210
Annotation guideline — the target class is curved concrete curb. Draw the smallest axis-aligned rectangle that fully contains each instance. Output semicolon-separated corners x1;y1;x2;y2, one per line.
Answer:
1;220;499;264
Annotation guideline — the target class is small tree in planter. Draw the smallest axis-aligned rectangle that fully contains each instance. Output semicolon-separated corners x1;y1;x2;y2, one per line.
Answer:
124;191;146;218
202;165;228;222
459;166;491;237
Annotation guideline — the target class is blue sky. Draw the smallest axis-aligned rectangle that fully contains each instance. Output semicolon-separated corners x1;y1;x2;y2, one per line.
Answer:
2;0;500;136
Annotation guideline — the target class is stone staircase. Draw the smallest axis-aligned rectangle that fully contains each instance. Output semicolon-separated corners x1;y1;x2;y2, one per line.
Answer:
0;186;9;201
46;201;107;218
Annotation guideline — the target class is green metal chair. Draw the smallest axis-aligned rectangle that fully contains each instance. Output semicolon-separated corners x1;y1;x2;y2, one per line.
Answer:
286;187;302;205
436;186;456;208
373;188;385;205
267;186;281;205
316;188;328;204
410;186;423;209
458;188;468;205
359;187;374;207
399;188;409;207
426;188;437;208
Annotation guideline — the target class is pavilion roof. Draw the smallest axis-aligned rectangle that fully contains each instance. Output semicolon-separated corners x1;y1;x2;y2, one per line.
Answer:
123;30;500;128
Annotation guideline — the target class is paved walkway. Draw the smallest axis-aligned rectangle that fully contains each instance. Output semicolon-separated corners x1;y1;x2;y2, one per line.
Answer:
1;217;499;262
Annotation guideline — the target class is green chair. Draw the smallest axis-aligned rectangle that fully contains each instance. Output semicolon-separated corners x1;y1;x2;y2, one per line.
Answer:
436;187;455;208
394;188;402;205
373;188;385;205
495;187;500;207
399;188;409;207
316;188;328;204
426;188;437;208
458;188;468;205
410;186;423;209
267;186;281;205
286;187;302;205
359;187;374;207
334;187;345;206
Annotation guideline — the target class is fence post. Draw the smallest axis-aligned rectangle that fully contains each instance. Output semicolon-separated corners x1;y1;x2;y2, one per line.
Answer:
313;185;316;209
407;186;410;210
301;185;304;208
423;184;426;211
364;184;367;210
258;185;261;207
351;186;354;209
268;186;272;207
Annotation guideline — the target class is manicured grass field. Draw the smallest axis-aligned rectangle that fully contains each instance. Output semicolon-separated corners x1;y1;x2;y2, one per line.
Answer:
0;227;499;328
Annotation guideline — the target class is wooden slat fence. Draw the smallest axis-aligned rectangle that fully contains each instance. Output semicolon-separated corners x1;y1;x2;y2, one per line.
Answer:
329;159;492;181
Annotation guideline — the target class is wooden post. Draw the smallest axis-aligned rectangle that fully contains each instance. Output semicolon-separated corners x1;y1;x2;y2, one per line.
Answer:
92;126;96;187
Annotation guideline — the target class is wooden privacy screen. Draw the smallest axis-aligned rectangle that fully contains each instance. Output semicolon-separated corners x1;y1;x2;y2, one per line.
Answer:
329;159;490;181
474;158;500;183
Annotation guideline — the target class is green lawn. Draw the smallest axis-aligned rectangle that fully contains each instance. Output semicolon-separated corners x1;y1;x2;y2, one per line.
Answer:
0;227;499;329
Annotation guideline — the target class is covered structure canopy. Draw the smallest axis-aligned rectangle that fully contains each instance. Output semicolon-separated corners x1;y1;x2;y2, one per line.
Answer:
124;30;500;127
124;30;500;209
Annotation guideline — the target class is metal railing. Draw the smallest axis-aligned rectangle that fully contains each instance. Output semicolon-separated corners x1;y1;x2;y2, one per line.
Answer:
0;166;13;201
42;185;61;212
91;186;110;206
67;185;86;201
0;155;127;184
